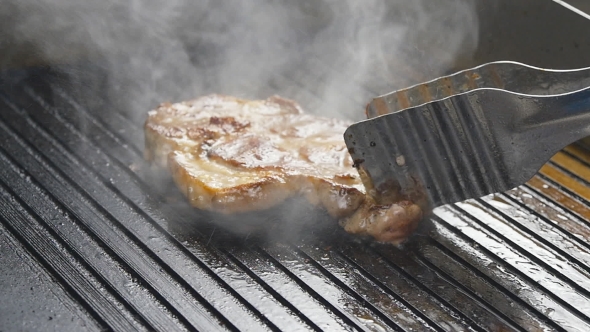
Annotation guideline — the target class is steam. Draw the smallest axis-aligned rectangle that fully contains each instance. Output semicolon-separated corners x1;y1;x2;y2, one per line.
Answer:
2;0;479;121
1;0;480;240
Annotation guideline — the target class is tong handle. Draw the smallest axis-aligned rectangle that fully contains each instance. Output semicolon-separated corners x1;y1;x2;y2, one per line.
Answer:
367;61;590;118
348;62;590;208
480;86;590;187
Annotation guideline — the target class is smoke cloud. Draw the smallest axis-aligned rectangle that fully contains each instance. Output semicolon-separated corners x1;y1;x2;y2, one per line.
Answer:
2;0;479;121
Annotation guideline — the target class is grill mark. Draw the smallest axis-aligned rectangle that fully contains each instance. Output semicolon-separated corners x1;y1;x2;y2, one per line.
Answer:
524;178;590;230
172;240;312;332
553;150;590;180
292;246;410;332
47;85;144;156
540;163;590;205
25;74;456;330
427;216;568;332
433;209;590;331
547;159;590;194
497;191;590;266
412;250;528;332
553;147;590;212
534;172;590;216
475;196;590;293
6;87;320;331
0;182;145;332
23;86;146;167
0;221;107;332
0;147;192;332
374;243;521;331
227;247;354;331
2;91;320;329
268;243;410;331
219;248;321;332
333;252;447;331
468;198;590;303
95;199;281;329
0;139;233;332
338;244;479;331
16;85;181;216
566;144;590;166
369;247;488;332
450;203;590;323
4;67;590;332
254;248;371;332
41;75;143;130
421;230;565;332
271;244;400;331
0;95;245;331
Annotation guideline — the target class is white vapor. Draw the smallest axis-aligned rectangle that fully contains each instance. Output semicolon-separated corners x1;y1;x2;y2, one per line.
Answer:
2;0;479;121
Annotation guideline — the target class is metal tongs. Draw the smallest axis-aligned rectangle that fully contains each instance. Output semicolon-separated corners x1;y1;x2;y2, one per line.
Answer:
345;61;590;209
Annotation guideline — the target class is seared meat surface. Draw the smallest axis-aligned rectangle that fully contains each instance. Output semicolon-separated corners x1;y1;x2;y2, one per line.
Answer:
145;94;422;244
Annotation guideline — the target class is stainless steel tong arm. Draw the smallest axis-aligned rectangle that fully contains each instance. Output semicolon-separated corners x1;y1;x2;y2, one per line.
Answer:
345;62;590;208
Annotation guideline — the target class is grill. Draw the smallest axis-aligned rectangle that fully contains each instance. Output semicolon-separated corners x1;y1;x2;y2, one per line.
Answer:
2;1;590;331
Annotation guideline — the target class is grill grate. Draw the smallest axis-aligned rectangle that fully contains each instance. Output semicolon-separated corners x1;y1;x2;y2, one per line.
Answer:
1;66;590;332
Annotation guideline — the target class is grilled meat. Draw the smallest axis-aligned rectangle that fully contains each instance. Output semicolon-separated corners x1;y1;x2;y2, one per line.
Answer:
144;94;422;244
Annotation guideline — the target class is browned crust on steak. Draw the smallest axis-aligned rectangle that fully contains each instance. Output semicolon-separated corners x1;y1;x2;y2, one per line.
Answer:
341;199;423;244
145;94;422;244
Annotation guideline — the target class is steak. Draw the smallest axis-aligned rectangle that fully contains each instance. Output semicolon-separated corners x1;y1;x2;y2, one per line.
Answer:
144;94;422;244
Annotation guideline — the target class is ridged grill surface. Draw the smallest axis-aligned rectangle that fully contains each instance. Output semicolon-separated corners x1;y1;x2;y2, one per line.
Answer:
2;66;590;332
